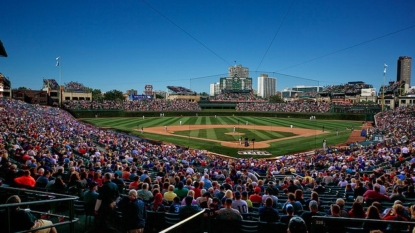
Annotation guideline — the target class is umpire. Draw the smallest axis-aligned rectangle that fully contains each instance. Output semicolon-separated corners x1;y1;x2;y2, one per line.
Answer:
95;172;120;231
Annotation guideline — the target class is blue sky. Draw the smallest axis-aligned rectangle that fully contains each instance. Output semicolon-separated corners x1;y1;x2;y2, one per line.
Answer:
1;0;414;94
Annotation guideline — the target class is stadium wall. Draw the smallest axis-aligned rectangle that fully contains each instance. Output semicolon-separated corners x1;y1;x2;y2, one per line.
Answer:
66;109;367;121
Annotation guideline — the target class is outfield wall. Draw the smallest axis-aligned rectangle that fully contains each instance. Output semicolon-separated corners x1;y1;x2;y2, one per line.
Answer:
66;109;366;121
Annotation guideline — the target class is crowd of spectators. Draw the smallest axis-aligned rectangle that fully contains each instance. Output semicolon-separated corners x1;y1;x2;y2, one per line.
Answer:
123;99;201;112
210;93;266;102
43;79;59;90
2;98;415;232
63;100;124;110
381;81;405;94
298;92;318;98
404;88;415;95
64;81;87;92
167;86;196;95
63;99;202;111
235;101;331;113
321;83;372;95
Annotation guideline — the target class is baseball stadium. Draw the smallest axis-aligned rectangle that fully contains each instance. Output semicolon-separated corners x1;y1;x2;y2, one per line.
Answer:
1;67;415;233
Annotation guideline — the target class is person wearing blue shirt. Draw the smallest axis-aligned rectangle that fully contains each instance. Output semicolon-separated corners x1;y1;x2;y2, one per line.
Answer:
258;197;279;222
203;174;212;189
139;170;149;182
84;182;99;213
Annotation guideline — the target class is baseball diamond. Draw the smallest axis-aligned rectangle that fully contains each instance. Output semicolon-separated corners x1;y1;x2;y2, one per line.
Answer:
82;116;366;158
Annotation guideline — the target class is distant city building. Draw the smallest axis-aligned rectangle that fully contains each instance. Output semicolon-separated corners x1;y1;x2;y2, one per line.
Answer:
209;82;220;96
0;73;11;99
257;74;276;98
13;90;49;105
144;85;154;95
229;64;249;78
153;90;167;98
62;81;92;101
126;89;137;96
220;65;252;93
166;86;199;102
397;56;412;86
281;88;302;101
292;85;322;93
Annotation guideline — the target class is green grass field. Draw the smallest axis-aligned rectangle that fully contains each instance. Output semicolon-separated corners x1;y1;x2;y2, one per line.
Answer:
173;128;296;142
81;116;363;158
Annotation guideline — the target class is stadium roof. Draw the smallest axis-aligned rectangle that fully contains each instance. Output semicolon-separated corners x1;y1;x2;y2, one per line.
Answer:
0;40;7;57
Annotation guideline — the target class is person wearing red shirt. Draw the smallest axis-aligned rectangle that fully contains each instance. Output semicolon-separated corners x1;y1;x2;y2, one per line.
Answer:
14;170;36;187
363;184;390;202
249;187;262;203
122;167;131;181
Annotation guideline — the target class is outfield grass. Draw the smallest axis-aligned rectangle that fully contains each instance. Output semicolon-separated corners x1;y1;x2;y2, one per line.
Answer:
81;116;363;158
173;128;296;141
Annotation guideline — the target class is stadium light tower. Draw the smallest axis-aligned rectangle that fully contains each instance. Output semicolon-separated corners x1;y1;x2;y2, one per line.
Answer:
0;40;7;57
382;64;387;111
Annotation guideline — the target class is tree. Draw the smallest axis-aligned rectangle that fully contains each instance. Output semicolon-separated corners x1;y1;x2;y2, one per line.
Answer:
155;94;164;99
269;94;284;103
12;86;31;91
92;89;103;101
103;89;124;101
199;92;209;96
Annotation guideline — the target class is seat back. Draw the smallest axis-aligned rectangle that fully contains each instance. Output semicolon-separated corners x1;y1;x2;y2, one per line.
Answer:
164;212;181;228
240;219;258;233
215;218;241;233
258;221;287;232
146;210;165;232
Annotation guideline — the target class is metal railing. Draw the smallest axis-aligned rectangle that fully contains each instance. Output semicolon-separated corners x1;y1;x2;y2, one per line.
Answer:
0;186;79;233
311;215;415;233
159;209;207;233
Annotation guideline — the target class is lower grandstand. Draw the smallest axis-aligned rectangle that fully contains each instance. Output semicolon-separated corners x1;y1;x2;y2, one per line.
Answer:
1;98;415;233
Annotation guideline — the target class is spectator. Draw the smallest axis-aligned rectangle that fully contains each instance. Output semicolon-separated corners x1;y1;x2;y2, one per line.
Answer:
280;203;296;225
95;173;120;230
217;199;242;221
137;183;153;202
150;193;165;212
6;195;57;233
35;170;51;188
164;185;178;202
249;187;262;203
300;200;323;231
363;184;390;202
282;193;303;214
168;196;181;213
362;206;384;231
325;204;345;233
382;204;408;232
231;191;248;213
128;176;140;190
287;216;308;233
117;189;146;233
174;182;189;200
84;182;99;215
14;170;36;187
348;202;365;218
179;196;201;220
258;197;279;222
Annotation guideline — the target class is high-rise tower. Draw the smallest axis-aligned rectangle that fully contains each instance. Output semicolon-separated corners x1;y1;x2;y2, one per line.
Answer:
397;56;412;86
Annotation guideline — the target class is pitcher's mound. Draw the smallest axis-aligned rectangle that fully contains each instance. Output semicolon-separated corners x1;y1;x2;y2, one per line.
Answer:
225;132;245;136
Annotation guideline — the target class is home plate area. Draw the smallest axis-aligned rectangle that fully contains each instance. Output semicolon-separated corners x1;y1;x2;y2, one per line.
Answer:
238;150;272;156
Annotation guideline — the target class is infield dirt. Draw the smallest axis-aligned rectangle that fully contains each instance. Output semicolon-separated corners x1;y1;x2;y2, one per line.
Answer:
141;125;324;149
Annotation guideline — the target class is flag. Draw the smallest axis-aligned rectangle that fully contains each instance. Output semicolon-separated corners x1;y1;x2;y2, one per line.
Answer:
56;56;60;66
384;63;388;74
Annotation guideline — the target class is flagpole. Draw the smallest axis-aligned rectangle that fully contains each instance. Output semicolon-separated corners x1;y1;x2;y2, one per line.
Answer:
382;64;387;111
57;55;62;107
